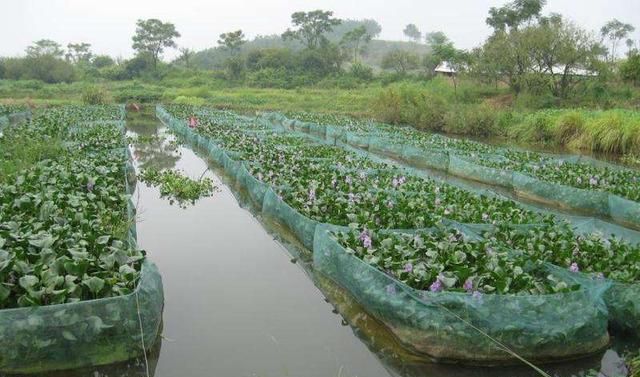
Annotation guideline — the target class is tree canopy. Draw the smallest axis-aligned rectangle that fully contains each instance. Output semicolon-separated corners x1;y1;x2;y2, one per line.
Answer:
282;10;341;49
132;19;180;68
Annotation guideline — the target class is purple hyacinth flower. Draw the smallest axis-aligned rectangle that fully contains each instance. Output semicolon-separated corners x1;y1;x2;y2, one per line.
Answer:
308;188;316;201
404;263;413;273
589;177;598;186
569;262;580;273
429;278;443;293
463;278;474;292
359;230;372;249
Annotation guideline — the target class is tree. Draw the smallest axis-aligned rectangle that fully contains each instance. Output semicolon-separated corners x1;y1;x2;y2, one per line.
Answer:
92;55;115;69
403;24;422;43
424;32;454;71
381;49;419;75
327;19;382;41
486;0;546;32
600;19;635;62
475;30;530;95
177;48;195;68
340;26;372;63
620;53;640;85
218;30;246;53
131;19;180;69
66;42;93;64
528;16;604;98
282;10;341;49
26;39;64;58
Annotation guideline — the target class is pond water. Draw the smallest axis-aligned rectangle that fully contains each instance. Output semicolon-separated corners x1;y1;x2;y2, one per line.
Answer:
18;108;635;377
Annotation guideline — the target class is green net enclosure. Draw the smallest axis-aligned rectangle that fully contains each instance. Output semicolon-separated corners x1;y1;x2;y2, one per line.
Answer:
313;225;610;364
262;112;640;231
0;115;163;374
158;105;633;363
0;260;163;374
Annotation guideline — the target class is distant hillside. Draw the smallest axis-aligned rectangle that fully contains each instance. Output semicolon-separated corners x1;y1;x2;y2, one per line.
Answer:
190;19;431;70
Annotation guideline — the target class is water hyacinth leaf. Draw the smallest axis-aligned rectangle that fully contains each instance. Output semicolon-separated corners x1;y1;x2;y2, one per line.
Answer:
82;276;105;295
19;275;39;290
95;235;110;245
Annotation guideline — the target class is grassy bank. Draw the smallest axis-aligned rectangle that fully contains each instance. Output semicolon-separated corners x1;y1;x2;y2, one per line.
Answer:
2;76;640;155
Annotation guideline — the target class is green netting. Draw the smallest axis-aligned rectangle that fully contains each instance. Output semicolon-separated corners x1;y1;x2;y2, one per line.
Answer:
0;260;163;374
609;195;640;230
158;105;637;361
0;114;163;374
262;189;318;250
313;225;610;363
512;172;610;216
604;281;640;333
448;154;515;189
262;113;640;233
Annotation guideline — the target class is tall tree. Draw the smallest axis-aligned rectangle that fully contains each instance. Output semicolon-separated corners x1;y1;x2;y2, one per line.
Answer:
282;10;341;49
600;19;635;62
65;43;93;64
486;0;546;32
178;48;195;68
26;39;64;58
131;19;180;69
340;26;372;63
528;15;603;98
403;24;422;43
218;30;246;53
423;32;454;73
381;49;419;75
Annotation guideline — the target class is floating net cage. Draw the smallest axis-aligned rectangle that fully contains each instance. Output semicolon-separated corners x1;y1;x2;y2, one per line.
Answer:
158;105;640;365
0;112;163;374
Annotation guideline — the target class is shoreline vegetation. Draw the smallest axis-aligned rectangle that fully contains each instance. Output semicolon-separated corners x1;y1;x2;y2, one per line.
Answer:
2;78;639;160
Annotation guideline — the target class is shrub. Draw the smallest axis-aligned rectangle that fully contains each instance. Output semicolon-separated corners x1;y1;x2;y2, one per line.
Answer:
620;54;640;86
510;111;555;144
173;96;206;106
372;87;403;124
554;111;585;145
349;63;373;81
443;104;497;137
245;68;291;88
81;86;111;105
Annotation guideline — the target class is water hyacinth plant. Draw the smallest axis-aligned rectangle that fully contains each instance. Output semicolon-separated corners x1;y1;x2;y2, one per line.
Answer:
0;105;144;309
333;227;578;295
139;168;217;207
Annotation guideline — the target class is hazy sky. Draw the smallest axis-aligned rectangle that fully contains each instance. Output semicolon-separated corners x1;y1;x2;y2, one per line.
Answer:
2;0;640;60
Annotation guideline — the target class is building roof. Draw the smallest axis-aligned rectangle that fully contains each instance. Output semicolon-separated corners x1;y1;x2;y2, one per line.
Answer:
434;61;456;73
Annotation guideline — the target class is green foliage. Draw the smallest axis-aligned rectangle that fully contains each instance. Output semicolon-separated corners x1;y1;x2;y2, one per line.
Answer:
620;54;640;86
282;10;342;49
381;49;419;75
65;42;93;64
218;30;246;53
92;55;115;69
0;105;143;308
349;62;373;81
403;24;422;42
443;104;497;136
335;227;576;294
131;19;180;68
81;86;111;105
340;25;372;63
138;168;216;207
